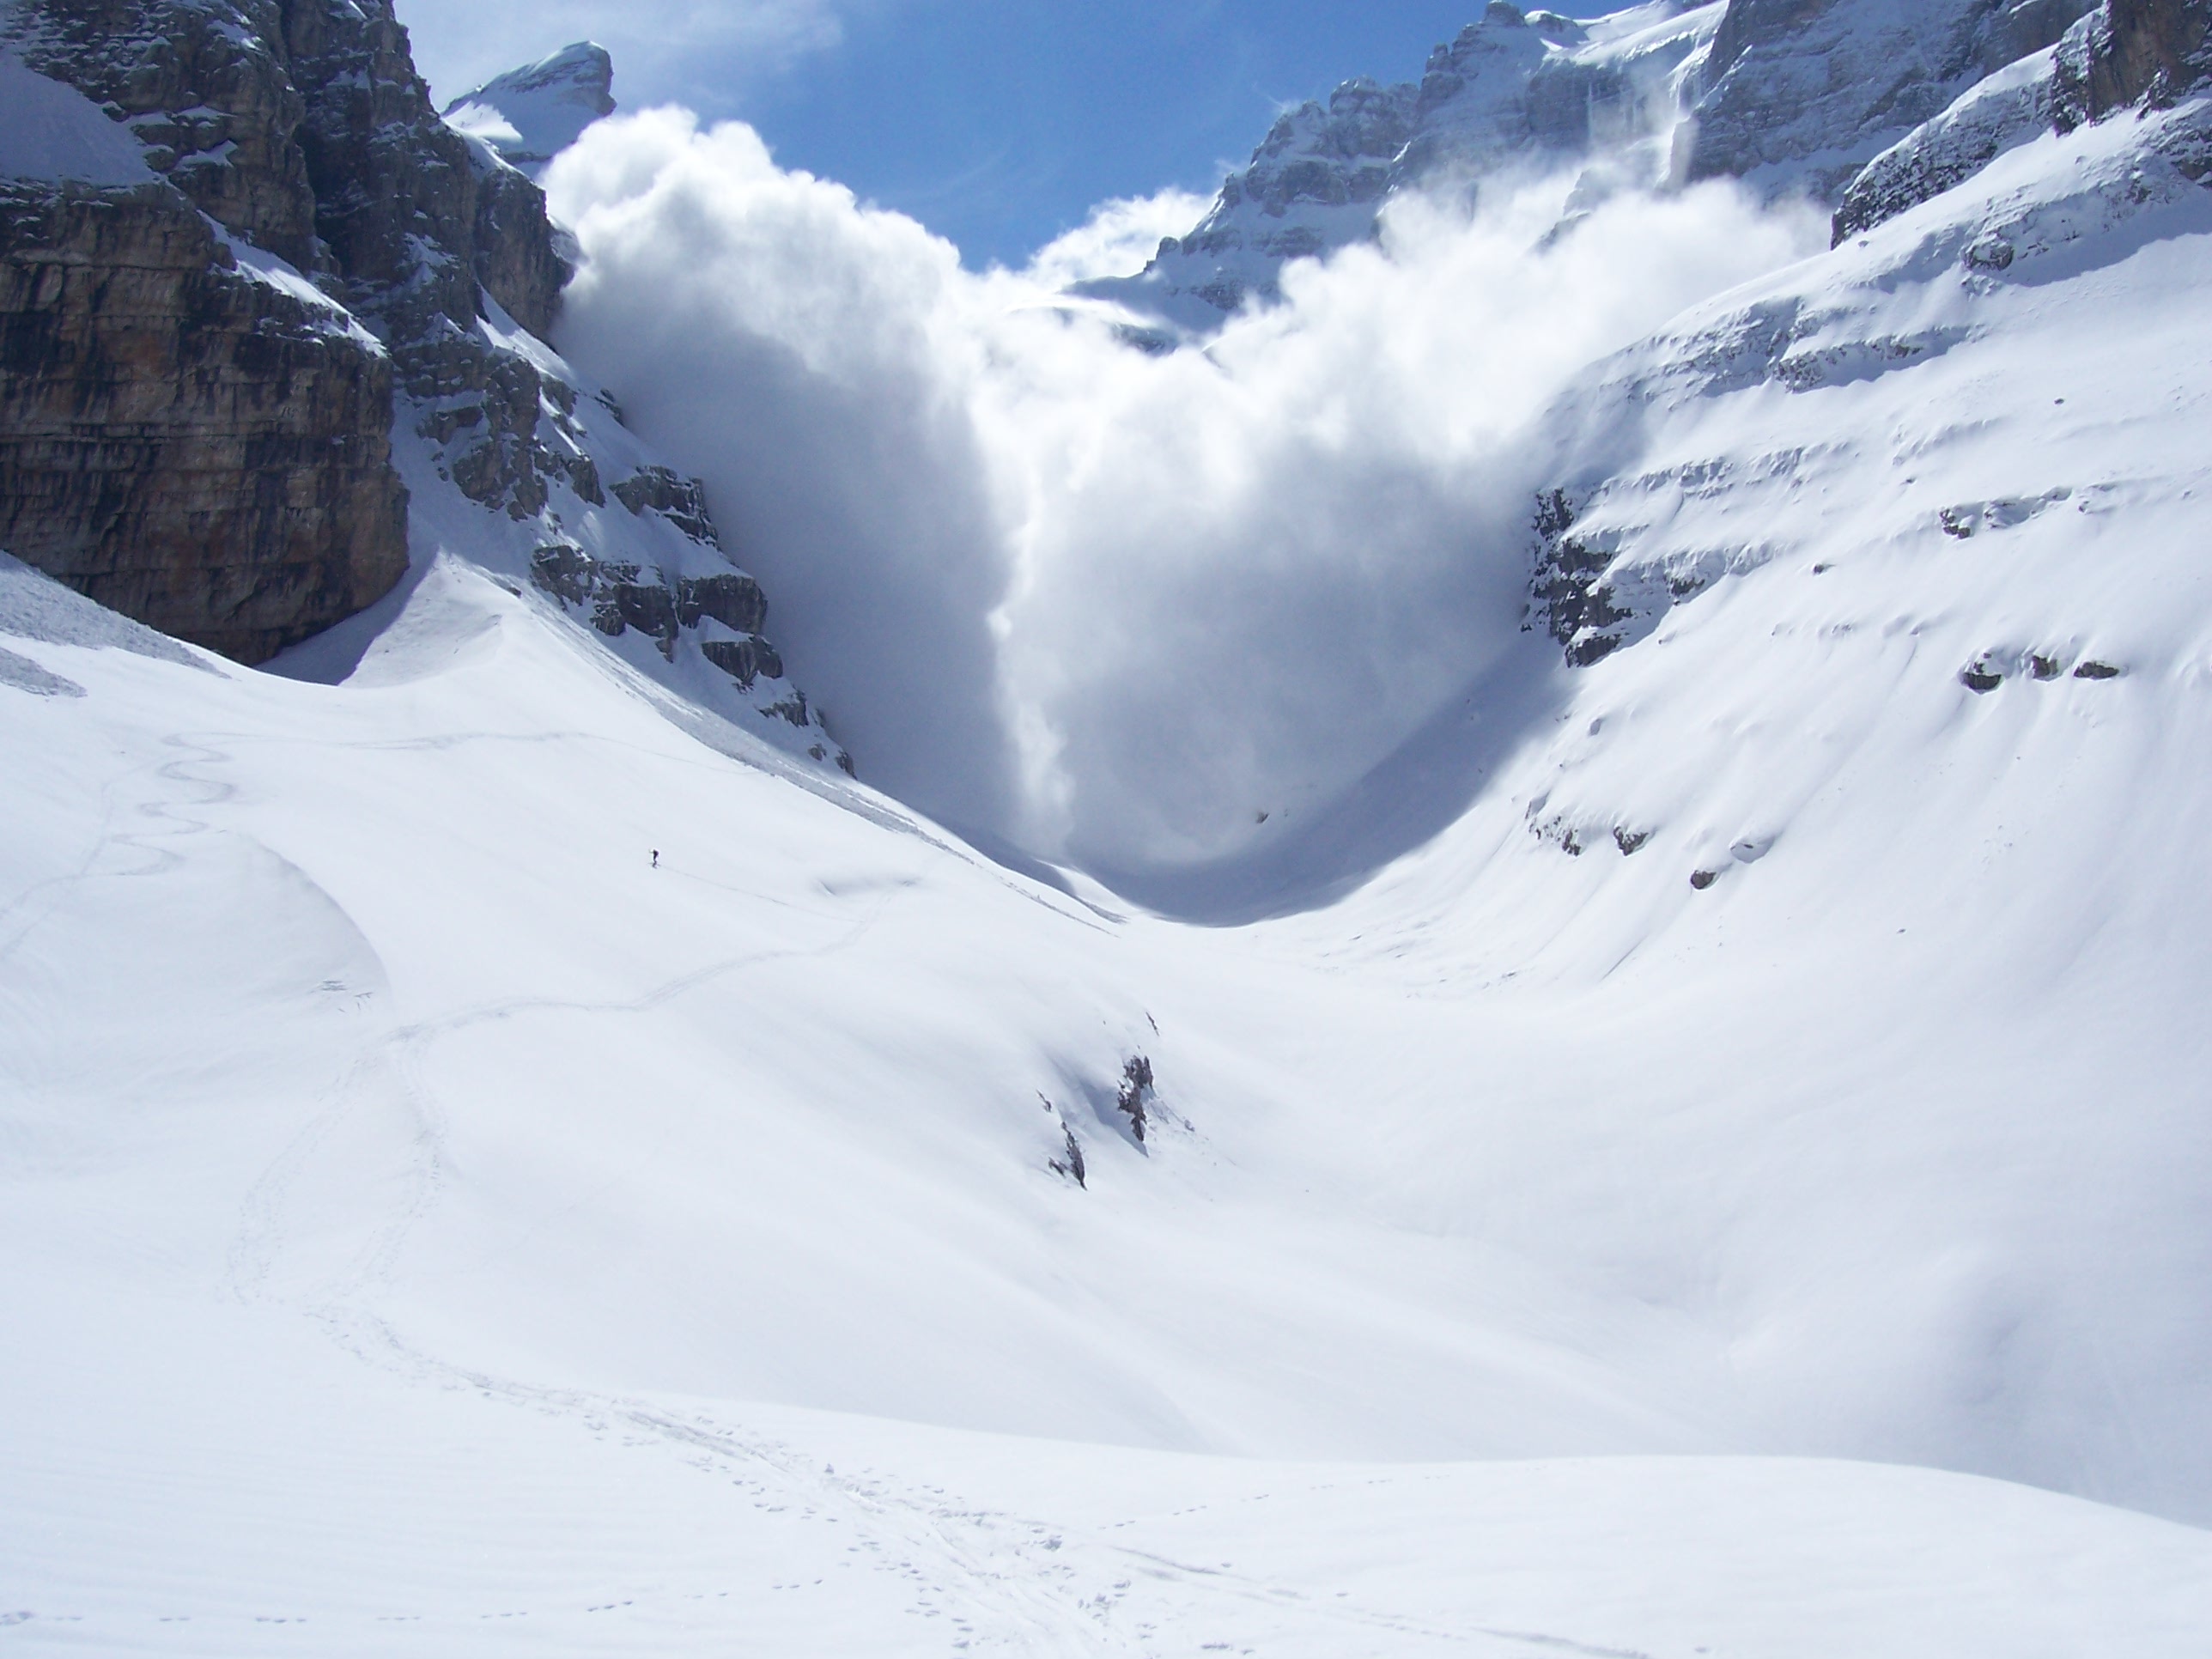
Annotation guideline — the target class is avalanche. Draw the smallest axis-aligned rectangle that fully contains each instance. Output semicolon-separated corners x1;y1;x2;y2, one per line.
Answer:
4;1;2212;1655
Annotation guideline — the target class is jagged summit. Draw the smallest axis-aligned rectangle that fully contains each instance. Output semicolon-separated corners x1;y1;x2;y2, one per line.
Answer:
443;41;617;179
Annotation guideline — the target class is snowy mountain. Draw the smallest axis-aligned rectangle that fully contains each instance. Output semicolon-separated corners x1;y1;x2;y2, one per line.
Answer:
5;0;2212;1653
442;42;617;179
1086;0;2106;328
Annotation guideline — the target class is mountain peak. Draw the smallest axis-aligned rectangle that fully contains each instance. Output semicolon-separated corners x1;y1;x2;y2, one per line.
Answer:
442;40;617;177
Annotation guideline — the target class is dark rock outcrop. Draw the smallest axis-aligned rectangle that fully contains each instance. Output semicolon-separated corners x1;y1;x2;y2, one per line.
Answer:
528;541;779;681
0;177;405;660
2056;0;2212;121
1527;489;1633;667
1115;1054;1156;1146
0;0;580;660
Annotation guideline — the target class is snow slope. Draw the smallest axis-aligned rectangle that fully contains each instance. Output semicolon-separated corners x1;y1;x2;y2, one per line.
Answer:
7;14;2212;1658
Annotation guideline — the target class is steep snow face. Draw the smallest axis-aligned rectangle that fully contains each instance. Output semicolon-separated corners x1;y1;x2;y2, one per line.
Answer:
443;41;617;178
1085;3;1723;330
0;51;156;185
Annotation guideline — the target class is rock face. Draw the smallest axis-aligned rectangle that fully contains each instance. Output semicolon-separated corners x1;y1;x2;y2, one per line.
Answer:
0;15;416;663
442;42;617;179
0;4;846;770
0;176;406;661
1526;1;2212;674
2056;0;2212;118
1833;0;2210;241
0;0;586;660
1680;0;2099;201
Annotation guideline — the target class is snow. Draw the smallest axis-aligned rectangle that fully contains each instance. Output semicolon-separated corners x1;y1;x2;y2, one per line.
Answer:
6;9;2212;1655
442;41;616;179
0;51;156;186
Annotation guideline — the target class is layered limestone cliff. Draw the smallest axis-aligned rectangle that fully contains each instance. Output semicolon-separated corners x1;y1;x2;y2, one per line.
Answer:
0;4;842;765
0;174;406;663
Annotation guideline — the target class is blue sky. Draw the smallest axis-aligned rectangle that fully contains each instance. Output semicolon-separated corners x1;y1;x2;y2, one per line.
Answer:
398;0;1493;267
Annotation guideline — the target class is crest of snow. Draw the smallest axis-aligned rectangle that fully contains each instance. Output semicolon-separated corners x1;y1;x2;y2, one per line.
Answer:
442;40;616;178
0;52;156;186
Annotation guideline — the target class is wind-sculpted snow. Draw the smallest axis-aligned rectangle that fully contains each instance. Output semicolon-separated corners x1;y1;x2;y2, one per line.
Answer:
548;113;1820;866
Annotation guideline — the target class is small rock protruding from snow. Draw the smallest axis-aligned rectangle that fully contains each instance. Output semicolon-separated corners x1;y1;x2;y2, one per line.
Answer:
443;42;617;179
1116;1055;1156;1146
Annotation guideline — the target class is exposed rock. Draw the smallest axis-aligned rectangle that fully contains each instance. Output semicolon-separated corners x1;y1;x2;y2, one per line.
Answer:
1081;3;1711;327
1527;488;1635;666
2056;0;2212;120
700;635;783;689
678;574;768;635
0;176;406;660
1836;0;2211;240
1685;0;2099;203
615;465;723;548
1047;1120;1087;1188
0;0;593;659
1962;661;2007;691
1115;1054;1156;1146
1833;47;2065;240
2074;658;2124;678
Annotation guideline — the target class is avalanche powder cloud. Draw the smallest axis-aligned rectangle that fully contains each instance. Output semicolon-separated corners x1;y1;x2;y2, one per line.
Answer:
548;109;1822;869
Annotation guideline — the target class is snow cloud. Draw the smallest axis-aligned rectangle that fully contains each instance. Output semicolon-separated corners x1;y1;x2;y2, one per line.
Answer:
549;111;1821;869
1021;187;1216;290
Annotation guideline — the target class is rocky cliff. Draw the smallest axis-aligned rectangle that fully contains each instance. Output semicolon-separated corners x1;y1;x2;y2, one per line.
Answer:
1832;0;2209;241
0;173;406;662
0;4;843;766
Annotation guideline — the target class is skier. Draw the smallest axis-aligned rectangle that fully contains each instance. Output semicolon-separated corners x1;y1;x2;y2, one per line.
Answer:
651;849;659;869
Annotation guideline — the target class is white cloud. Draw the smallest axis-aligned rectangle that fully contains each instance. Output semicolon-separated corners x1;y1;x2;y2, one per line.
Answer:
548;112;1824;870
1020;187;1214;289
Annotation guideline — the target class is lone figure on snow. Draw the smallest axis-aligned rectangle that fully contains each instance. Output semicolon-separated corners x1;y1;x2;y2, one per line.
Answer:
651;849;659;869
